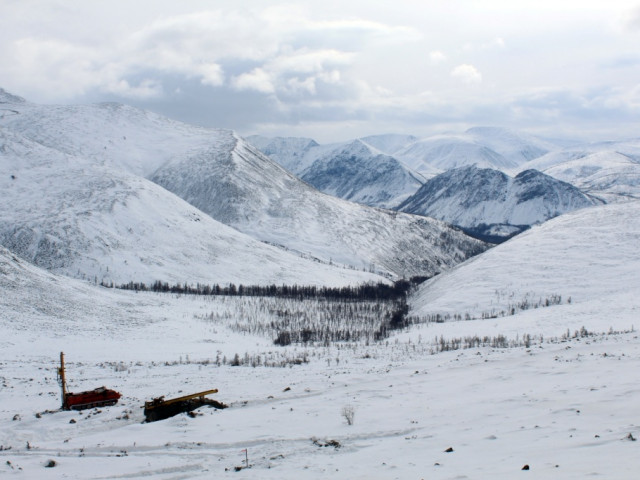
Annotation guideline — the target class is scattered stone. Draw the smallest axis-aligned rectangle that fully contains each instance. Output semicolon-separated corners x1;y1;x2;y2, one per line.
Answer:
444;447;454;453
45;460;56;468
627;433;636;441
283;387;291;392
12;414;20;421
69;418;76;424
522;464;530;470
312;437;341;449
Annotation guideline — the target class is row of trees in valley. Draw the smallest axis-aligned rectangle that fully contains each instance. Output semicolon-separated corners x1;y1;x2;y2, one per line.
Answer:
111;278;427;302
107;278;428;346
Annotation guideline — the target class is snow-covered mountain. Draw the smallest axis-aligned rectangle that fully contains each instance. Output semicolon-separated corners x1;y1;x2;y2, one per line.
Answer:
358;133;419;155
464;126;558;165
149;136;481;277
2;197;640;480
298;139;424;208
0;128;387;287
247;127;557;208
0;89;486;281
396;165;598;242
244;135;321;174
520;139;640;203
247;136;424;208
409;200;640;325
394;127;556;176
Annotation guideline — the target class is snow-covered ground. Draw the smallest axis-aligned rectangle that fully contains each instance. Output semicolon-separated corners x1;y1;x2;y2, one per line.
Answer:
2;201;639;479
3;329;639;480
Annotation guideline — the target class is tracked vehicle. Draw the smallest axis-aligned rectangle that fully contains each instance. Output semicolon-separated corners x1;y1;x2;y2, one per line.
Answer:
57;352;121;410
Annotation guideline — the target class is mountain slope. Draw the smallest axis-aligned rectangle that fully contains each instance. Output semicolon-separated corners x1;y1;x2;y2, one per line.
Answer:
397;165;598;242
358;133;419;155
244;135;320;174
0;90;486;280
464;126;557;165
247;136;424;208
150;134;483;277
0;128;386;286
394;127;555;176
409;201;640;323
297;139;424;208
521;140;640;203
396;135;516;173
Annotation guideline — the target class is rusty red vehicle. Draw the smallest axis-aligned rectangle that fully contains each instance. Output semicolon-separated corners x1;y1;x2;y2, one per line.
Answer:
57;352;121;410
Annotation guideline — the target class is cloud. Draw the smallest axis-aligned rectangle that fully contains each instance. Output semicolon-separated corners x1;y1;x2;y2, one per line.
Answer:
429;51;447;64
108;78;164;99
450;64;482;84
232;68;275;94
1;6;419;107
623;6;640;31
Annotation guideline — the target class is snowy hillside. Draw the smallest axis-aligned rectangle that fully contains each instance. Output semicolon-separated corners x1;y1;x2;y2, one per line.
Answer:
409;200;640;326
358;133;419;155
246;136;424;208
0;129;382;287
244;135;321;174
396;165;598;242
521;139;640;203
150;135;482;277
0;90;486;279
246;128;557;208
465;126;557;164
2;204;640;479
297;139;424;208
394;127;555;176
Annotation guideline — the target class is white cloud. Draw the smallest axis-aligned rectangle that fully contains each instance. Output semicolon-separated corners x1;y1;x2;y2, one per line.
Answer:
232;68;275;94
269;49;354;75
451;64;483;84
1;2;638;141
0;7;415;104
429;51;447;64
285;76;317;96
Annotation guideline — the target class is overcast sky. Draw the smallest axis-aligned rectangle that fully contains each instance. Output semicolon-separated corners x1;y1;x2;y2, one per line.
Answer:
1;0;639;142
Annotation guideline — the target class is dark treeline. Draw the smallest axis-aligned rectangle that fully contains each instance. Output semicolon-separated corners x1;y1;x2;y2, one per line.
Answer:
109;277;429;302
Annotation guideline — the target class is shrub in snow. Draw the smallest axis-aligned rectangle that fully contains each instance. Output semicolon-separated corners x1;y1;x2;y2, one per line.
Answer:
342;405;355;425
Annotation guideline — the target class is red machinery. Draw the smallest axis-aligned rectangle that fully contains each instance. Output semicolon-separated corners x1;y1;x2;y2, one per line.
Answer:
57;352;121;410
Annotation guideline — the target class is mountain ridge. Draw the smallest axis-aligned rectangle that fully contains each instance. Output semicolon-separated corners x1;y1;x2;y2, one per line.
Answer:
396;165;599;242
0;88;486;282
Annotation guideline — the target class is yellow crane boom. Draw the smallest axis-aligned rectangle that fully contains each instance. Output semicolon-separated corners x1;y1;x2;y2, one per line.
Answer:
144;389;219;410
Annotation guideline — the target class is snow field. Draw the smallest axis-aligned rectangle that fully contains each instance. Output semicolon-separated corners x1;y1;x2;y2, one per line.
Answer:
1;275;639;480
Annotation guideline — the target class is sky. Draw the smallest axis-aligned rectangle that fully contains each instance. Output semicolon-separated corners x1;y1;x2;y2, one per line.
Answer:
1;0;639;143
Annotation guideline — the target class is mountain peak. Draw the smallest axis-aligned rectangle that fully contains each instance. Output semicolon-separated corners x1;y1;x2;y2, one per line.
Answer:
397;166;597;242
0;88;27;104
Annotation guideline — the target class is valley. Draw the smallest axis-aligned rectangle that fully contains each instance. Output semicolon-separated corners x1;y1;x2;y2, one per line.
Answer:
1;88;639;479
